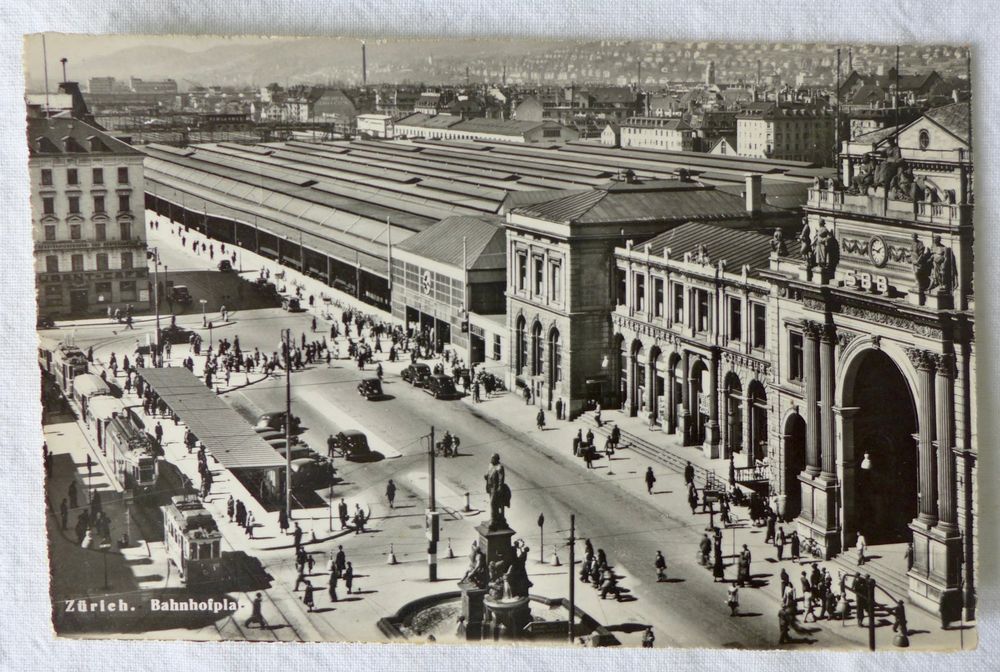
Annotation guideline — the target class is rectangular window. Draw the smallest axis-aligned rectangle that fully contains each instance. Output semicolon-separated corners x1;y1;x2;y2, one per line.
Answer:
752;303;767;349
118;194;131;213
729;297;743;342
634;273;646;312
119;280;137;301
92;167;103;184
43;197;54;215
653;277;664;317
615;267;627;306
41;169;53;186
789;331;804;382
96;254;109;271
673;283;684;323
492;334;501;361
71;254;84;272
68;196;80;214
93;195;105;213
67;168;78;185
120;252;133;270
696;289;710;333
516;252;527;291
117;167;129;184
45;256;59;273
44;225;56;241
95;222;106;241
45;284;63;305
69;224;81;240
119;221;132;240
533;257;544;296
95;281;112;299
549;262;562;302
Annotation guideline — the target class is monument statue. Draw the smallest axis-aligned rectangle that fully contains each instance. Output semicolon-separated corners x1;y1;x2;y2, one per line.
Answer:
484;453;511;531
927;235;958;293
504;539;534;599
770;229;787;256
910;234;932;292
798;219;814;267
813;220;838;274
460;539;488;588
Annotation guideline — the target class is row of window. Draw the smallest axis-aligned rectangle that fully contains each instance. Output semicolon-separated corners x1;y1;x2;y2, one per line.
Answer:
41;193;133;217
44;279;137;304
515;252;563;303
618;269;767;348
42;220;133;243
513;320;562;381
44;251;134;273
40;166;130;187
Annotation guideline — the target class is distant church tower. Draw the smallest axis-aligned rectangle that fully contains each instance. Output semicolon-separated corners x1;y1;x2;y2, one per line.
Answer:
705;60;716;86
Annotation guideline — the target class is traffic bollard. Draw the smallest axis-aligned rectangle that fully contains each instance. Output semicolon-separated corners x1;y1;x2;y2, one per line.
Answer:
388;543;398;565
464;492;471;512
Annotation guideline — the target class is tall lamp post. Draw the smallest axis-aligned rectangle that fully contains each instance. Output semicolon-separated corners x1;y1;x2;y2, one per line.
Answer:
200;299;208;327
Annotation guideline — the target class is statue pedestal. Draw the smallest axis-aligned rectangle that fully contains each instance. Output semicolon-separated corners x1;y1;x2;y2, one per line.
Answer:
483;596;532;641
476;522;515;567
459;582;488;640
924;289;953;311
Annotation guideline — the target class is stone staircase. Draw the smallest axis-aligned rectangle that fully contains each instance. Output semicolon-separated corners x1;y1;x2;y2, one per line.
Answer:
831;545;910;607
577;414;727;492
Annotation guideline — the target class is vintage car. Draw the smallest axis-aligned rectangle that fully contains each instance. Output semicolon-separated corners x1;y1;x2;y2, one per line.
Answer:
423;374;459;399
282;295;302;312
169;285;193;305
159;324;192;345
328;430;372;460
357;377;384;400
217;259;234;272
401;363;432;387
255;410;301;433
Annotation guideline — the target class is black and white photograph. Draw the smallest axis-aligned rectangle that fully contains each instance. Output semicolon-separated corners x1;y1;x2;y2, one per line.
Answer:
23;31;979;651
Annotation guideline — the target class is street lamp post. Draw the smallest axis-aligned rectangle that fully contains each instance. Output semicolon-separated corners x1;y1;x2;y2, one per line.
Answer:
537;513;545;564
200;299;207;327
150;247;162;367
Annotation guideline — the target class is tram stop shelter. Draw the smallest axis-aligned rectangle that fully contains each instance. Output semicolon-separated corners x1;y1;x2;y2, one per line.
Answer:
135;367;286;505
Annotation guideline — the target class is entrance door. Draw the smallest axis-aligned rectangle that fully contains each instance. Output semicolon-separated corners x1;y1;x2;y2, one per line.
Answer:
783;413;806;520
470;333;485;364
70;289;88;314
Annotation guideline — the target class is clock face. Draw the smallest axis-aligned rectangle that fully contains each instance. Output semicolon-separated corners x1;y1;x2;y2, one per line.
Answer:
868;236;888;267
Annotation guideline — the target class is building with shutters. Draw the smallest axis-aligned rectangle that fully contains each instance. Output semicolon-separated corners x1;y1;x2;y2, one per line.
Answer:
29;114;149;317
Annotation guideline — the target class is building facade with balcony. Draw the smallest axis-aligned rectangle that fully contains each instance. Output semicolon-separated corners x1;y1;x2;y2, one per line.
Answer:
29;116;149;317
505;174;799;418
765;101;974;624
737;106;834;165
611;223;786;462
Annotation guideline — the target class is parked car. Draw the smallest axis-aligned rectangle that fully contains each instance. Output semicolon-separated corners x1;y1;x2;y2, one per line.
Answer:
291;456;335;489
217;259;233;272
282;296;302;312
424;374;459;399
357;378;384;400
401;363;432;387
169;285;193;305
272;442;316;461
329;430;372;460
36;315;55;329
255;410;301;433
160;324;192;345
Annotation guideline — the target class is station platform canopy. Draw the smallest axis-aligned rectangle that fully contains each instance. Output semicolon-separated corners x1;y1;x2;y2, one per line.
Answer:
136;367;284;470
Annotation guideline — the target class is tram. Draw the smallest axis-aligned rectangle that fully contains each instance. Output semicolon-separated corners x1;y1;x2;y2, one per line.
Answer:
51;344;88;396
106;412;158;493
162;494;225;586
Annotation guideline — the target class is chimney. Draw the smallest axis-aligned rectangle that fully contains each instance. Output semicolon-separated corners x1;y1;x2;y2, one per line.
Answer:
361;41;367;87
745;173;762;214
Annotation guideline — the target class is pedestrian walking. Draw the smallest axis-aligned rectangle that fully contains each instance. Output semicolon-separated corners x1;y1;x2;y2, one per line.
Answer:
892;600;908;635
584;444;594;469
572;430;582;456
278;506;289;535
778;607;790;644
645;467;656;494
244;593;266;628
688;484;699;514
776;526;786;560
227;495;234;522
328;570;339;602
594;403;602;427
856;533;867;566
727;585;740;616
245;511;255;539
386;479;396;509
344;562;354;594
712;539;726;582
338;499;349;529
642;627;655;648
335;545;346;574
294;564;307;591
302;580;315;612
684;461;695;487
293;522;303;550
555;397;563;420
699;534;712;567
536;408;545;430
766;510;777;544
655;551;667;582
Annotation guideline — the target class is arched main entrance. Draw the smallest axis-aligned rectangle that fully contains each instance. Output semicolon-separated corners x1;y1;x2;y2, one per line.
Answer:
648;346;663;425
667;352;682;433
547;327;561;408
748;381;768;463
631;341;645;416
689;358;708;445
783;412;806;520
846;349;919;546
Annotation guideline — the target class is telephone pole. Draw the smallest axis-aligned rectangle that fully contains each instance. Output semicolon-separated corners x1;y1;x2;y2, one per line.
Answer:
427;426;438;581
284;328;293;521
568;514;575;643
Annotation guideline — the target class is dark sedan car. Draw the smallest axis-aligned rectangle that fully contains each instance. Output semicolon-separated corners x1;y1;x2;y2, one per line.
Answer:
423;374;459;399
357;378;384;400
401;363;432;387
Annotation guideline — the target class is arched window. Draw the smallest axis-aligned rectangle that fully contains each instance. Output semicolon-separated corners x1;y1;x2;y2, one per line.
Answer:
515;316;526;376
531;322;543;376
549;328;561;383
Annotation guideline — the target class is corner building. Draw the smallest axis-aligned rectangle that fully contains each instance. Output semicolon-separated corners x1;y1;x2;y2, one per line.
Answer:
766;102;975;623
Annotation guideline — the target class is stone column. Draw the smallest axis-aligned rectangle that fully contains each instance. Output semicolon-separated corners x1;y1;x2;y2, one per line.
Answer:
666;356;677;434
624;352;635;416
908;348;938;527
646;358;657;423
741;387;752;467
680;349;691;444
803;321;821;476
704;350;721;457
934;353;958;534
819;327;837;477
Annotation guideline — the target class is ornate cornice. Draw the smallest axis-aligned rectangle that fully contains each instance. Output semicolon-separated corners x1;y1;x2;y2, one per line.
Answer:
932;352;956;378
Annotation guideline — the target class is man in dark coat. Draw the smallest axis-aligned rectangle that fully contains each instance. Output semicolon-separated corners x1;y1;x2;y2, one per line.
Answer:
645;467;656;495
684;461;695;487
335;545;347;575
293;522;303;551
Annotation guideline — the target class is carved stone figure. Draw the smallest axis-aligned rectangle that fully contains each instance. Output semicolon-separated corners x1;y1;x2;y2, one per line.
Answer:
770;229;787;256
813;221;837;273
487;558;508;600
910;234;932;292
799;219;813;267
927;235;958;294
484;453;511;530
503;539;534;599
461;540;488;588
